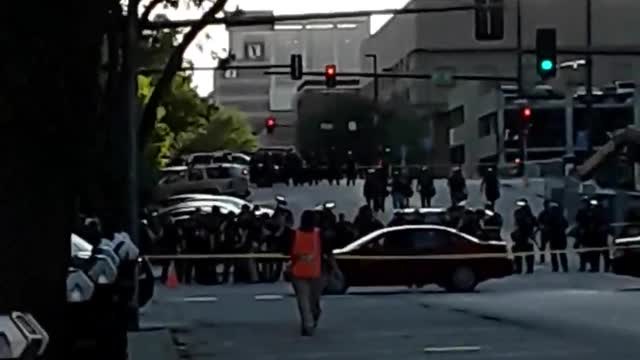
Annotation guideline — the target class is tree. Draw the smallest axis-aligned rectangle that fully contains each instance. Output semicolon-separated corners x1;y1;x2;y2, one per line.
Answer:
138;0;229;149
181;107;258;153
0;1;112;359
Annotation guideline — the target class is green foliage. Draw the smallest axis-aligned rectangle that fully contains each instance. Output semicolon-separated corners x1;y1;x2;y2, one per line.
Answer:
182;107;257;153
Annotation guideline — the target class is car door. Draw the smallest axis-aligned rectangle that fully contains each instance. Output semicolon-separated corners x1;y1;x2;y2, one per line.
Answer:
408;229;454;285
183;168;207;193
379;229;416;286
339;232;390;286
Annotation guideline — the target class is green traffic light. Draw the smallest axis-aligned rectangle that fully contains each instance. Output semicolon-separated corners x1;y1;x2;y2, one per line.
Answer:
540;59;554;71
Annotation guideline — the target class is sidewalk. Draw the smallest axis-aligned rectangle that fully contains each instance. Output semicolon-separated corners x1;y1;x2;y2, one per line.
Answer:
128;328;180;360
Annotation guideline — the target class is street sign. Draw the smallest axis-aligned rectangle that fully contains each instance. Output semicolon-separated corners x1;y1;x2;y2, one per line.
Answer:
320;122;334;130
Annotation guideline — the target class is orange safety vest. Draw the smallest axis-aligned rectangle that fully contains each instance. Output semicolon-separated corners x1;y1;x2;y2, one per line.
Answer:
291;230;322;279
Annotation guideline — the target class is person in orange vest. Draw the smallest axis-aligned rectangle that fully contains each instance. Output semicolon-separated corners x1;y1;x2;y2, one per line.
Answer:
290;210;328;336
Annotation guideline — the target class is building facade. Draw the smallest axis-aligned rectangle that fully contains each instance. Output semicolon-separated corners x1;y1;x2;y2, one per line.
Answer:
359;0;640;176
214;11;369;147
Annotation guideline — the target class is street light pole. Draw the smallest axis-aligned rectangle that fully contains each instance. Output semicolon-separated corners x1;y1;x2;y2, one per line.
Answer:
365;54;379;104
585;0;594;154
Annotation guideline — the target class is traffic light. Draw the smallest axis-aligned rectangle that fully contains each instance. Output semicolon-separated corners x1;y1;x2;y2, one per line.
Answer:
265;116;276;134
536;28;557;79
325;64;337;88
290;54;303;80
520;106;532;132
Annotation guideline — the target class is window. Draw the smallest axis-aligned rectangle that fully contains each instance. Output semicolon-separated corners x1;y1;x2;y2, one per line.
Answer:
409;230;450;251
475;0;504;41
478;112;497;138
190;155;213;165
159;170;185;185
223;69;238;79
244;42;264;60
382;230;413;252
188;169;205;181
205;167;232;179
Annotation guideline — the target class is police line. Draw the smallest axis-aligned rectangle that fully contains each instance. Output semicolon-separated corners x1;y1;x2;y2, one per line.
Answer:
144;244;640;261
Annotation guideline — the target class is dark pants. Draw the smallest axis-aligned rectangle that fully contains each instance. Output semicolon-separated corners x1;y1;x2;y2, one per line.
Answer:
346;176;356;186
550;240;568;272
513;243;534;274
420;193;433;208
539;233;550;263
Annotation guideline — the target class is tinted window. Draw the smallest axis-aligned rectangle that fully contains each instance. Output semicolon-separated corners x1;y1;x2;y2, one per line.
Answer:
206;167;232;179
383;230;413;251
188;169;205;181
409;230;450;251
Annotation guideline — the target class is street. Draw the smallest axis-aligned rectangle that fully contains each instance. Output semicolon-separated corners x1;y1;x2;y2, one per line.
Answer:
130;180;640;360
137;271;640;360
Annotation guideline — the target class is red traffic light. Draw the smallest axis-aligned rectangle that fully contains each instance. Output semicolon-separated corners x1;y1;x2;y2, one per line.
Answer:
325;64;336;76
521;107;532;118
265;116;276;133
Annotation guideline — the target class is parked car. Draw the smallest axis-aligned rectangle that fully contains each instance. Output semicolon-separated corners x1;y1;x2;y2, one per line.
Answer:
157;200;274;221
154;164;250;201
611;235;640;277
185;151;251;167
328;225;512;294
159;194;260;209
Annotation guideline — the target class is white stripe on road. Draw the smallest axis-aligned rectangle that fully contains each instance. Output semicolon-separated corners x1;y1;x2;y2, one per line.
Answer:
182;296;218;303
254;294;284;301
423;346;482;353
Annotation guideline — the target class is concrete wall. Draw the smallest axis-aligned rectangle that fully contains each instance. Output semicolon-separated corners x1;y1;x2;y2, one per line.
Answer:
447;83;503;176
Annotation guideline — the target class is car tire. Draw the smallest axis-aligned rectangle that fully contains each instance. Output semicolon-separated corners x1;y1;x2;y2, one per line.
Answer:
446;266;477;293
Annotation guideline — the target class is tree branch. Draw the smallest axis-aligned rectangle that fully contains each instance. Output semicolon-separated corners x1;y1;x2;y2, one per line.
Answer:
138;0;228;148
139;0;164;28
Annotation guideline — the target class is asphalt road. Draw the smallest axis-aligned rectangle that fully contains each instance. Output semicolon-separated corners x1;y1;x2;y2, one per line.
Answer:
139;271;640;360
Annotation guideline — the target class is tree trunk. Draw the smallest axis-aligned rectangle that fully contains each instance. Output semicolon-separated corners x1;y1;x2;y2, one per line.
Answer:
0;2;109;359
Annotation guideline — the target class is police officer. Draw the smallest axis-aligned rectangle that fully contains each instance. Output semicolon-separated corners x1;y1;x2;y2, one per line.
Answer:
574;196;592;272
372;167;388;213
537;200;553;264
353;205;384;238
391;169;405;209
273;195;294;228
512;199;537;274
481;203;503;241
458;208;482;238
363;168;376;209
588;199;610;272
345;150;357;186
481;166;500;207
448;167;468;206
417;166;436;208
547;203;569;272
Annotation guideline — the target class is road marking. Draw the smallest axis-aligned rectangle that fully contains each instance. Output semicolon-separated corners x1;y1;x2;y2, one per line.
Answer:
423;346;482;353
183;296;218;303
254;294;284;301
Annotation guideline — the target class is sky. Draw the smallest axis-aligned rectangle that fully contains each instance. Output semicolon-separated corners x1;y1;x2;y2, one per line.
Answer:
153;0;411;95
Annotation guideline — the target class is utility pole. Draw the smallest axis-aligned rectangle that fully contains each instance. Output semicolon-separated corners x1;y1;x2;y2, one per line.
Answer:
365;54;379;104
585;0;594;154
123;0;140;331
